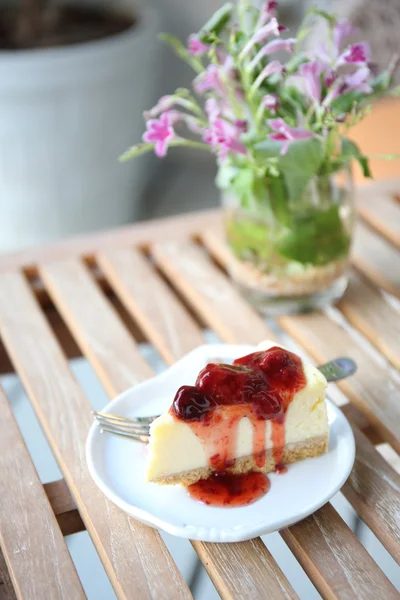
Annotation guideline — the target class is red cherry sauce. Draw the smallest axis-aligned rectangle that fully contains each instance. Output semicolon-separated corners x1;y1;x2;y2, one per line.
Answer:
188;471;270;507
169;347;306;506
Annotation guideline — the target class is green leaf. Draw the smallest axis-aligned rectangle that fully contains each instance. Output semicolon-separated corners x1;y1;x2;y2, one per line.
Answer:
253;139;282;159
330;90;364;116
371;70;393;94
216;163;239;189
341;138;372;177
119;143;154;161
255;138;325;202
198;3;233;42
277;205;351;265
278;138;325;200
231;167;256;208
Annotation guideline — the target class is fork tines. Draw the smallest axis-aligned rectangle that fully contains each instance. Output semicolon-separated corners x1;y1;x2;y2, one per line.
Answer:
93;411;156;443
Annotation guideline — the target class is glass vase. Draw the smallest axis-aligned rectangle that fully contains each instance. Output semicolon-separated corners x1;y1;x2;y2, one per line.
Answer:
221;168;354;316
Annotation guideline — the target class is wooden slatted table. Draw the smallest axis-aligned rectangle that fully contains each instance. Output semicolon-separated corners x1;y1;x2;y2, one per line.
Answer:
0;179;399;600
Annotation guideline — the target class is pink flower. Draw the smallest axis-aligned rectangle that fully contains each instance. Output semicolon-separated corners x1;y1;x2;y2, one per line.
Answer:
253;60;284;89
323;66;372;106
257;1;278;28
194;64;225;95
262;94;279;113
205;97;221;122
144;95;175;119
143;113;175;157
234;120;248;133
342;66;372;93
337;43;369;66
254;17;280;44
187;34;210;56
204;118;247;160
268;118;314;154
164;110;206;135
333;20;358;53
300;61;323;103
248;38;296;70
324;69;336;89
241;17;280;58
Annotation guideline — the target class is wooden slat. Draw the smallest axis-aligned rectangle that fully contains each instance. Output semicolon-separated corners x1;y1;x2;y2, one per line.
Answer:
0;209;221;276
338;271;400;370
151;239;399;595
40;259;153;398
353;222;400;298
340;404;382;445
0;548;16;600
152;240;275;345
41;252;297;600
279;311;400;454
194;539;297;600
44;480;85;536
358;187;400;249
342;427;400;564
97;248;204;364
0;387;85;600
0;272;192;600
280;504;399;599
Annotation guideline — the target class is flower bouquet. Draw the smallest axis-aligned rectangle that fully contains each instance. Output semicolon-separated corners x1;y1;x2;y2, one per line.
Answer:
122;1;398;314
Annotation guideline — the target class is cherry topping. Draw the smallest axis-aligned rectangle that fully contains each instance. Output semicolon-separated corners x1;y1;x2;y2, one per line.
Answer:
234;347;306;411
169;347;307;507
188;472;270;507
171;385;215;422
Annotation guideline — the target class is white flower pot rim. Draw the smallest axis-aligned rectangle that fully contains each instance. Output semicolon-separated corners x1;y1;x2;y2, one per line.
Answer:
0;7;157;86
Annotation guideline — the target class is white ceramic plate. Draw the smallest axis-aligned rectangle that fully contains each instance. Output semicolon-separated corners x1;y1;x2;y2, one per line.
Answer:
86;344;355;543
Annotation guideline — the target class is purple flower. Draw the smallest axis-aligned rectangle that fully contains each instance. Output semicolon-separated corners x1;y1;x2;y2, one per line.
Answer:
187;34;210;56
333;20;358;53
248;38;296;70
337;42;369;66
143;113;175;157
268;118;314;154
262;94;279;113
204;118;247;160
300;61;323;103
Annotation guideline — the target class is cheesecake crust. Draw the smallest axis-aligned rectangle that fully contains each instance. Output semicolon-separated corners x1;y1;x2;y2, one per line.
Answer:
149;435;328;486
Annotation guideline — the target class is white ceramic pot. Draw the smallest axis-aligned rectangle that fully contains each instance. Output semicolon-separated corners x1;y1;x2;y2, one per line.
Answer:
0;6;159;252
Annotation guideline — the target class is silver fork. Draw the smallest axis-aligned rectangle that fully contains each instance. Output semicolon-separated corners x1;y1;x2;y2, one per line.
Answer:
93;357;357;443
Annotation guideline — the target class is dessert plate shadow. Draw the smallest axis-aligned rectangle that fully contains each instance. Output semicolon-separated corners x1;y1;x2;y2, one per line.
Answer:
86;344;355;543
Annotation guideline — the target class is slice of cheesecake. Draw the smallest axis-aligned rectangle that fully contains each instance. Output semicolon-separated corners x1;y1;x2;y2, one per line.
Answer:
146;341;329;486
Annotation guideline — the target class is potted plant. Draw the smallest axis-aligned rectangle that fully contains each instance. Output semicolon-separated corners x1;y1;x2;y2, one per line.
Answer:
122;1;398;315
0;0;158;252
